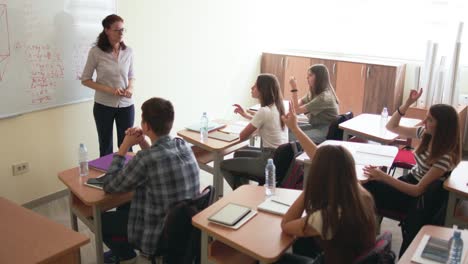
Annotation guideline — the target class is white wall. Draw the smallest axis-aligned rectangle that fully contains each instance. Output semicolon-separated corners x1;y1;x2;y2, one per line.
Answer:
1;0;467;204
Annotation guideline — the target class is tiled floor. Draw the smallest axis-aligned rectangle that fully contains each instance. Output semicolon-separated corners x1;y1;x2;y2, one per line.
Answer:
32;169;404;264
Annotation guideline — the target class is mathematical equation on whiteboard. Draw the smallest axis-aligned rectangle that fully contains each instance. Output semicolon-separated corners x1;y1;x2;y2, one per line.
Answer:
25;44;64;104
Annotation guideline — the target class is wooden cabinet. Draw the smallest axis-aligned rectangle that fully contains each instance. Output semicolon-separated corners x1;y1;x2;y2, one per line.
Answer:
261;52;406;115
260;53;284;91
261;54;310;100
310;58;337;88
363;64;406;114
282;56;311;100
335;61;366;114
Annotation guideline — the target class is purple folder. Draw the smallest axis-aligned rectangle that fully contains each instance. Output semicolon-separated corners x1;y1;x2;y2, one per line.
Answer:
88;153;133;172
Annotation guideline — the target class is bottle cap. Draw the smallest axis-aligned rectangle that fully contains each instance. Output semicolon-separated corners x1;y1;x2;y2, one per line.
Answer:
80;143;84;148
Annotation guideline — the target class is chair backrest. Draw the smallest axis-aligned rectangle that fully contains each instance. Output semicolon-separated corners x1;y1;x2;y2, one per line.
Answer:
156;186;215;264
273;141;305;190
354;231;395;264
326;112;354;140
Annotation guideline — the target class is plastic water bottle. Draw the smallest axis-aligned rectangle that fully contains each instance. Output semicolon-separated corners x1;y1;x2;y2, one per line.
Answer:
200;112;209;142
78;143;89;177
380;107;388;131
265;159;276;197
447;226;464;264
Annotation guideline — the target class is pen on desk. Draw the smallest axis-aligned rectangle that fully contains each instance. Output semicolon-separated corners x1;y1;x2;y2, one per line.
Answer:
217;130;230;134
271;199;290;207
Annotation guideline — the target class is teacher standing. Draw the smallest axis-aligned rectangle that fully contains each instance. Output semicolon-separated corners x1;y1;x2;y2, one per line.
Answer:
81;14;135;157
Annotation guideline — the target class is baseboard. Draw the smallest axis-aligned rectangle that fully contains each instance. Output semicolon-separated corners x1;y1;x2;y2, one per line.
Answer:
22;189;68;209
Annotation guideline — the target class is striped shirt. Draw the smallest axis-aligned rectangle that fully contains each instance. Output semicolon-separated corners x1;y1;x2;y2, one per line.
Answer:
410;126;453;181
103;136;200;254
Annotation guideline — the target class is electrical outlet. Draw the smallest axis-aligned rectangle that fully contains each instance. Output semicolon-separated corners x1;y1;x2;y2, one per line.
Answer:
12;162;29;176
459;94;468;106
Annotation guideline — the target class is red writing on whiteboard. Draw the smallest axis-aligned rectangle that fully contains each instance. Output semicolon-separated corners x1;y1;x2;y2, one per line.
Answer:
25;44;64;105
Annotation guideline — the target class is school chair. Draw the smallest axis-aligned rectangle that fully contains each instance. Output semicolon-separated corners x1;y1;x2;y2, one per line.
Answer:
388;146;416;176
325;111;369;143
274;141;304;190
151;185;215;264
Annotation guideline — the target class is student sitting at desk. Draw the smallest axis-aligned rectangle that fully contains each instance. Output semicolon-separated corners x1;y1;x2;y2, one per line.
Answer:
279;104;376;263
289;64;339;144
363;89;461;256
101;97;200;263
221;73;288;190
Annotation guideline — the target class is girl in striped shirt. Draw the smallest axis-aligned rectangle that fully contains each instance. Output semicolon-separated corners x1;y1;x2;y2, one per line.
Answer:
363;89;462;256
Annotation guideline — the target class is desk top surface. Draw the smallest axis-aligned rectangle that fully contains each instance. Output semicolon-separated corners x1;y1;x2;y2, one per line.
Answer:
297;140;398;181
58;166;132;206
339;113;421;144
444;161;468;198
398;225;468;263
192;185;299;262
177;119;249;152
0;197;89;263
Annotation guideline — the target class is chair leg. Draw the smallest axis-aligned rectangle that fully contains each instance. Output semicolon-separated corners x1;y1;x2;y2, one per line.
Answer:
152;256;163;264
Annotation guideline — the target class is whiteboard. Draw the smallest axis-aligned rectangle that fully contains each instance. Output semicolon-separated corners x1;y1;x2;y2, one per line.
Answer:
0;0;116;119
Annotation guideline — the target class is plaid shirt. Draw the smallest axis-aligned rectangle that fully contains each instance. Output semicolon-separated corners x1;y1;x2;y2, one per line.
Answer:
103;136;200;254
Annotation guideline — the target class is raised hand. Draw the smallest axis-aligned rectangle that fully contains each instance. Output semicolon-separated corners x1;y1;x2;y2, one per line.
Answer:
233;104;246;117
289;76;297;90
405;88;423;106
281;102;298;130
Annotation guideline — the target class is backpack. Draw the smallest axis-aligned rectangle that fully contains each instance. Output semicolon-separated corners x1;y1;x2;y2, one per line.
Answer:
273;141;305;190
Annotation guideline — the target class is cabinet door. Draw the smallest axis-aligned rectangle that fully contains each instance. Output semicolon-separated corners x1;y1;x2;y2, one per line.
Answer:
261;53;285;93
310;58;337;89
283;56;312;100
335;62;366;115
363;65;397;114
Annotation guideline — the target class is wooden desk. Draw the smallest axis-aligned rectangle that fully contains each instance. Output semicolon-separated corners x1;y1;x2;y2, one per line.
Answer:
58;168;133;264
444;161;468;228
192;185;299;264
398;225;468;263
339;113;421;144
296;140;398;182
177;120;249;198
0;197;89;264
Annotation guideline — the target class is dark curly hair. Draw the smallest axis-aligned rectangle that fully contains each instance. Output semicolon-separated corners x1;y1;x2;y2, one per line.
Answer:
95;14;127;53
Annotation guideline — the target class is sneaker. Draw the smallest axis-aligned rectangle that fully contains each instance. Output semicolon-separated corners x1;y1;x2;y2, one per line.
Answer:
103;250;137;264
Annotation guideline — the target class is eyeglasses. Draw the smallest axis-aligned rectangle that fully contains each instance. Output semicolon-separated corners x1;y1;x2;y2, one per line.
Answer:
112;28;126;33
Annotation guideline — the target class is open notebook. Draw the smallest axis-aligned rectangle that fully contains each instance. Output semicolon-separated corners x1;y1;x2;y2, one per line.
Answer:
208;131;239;142
257;193;300;216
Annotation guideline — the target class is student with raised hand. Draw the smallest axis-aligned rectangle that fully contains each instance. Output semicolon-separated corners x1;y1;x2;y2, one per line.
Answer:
100;97;200;263
289;64;339;144
220;73;288;190
363;89;462;256
279;104;377;263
